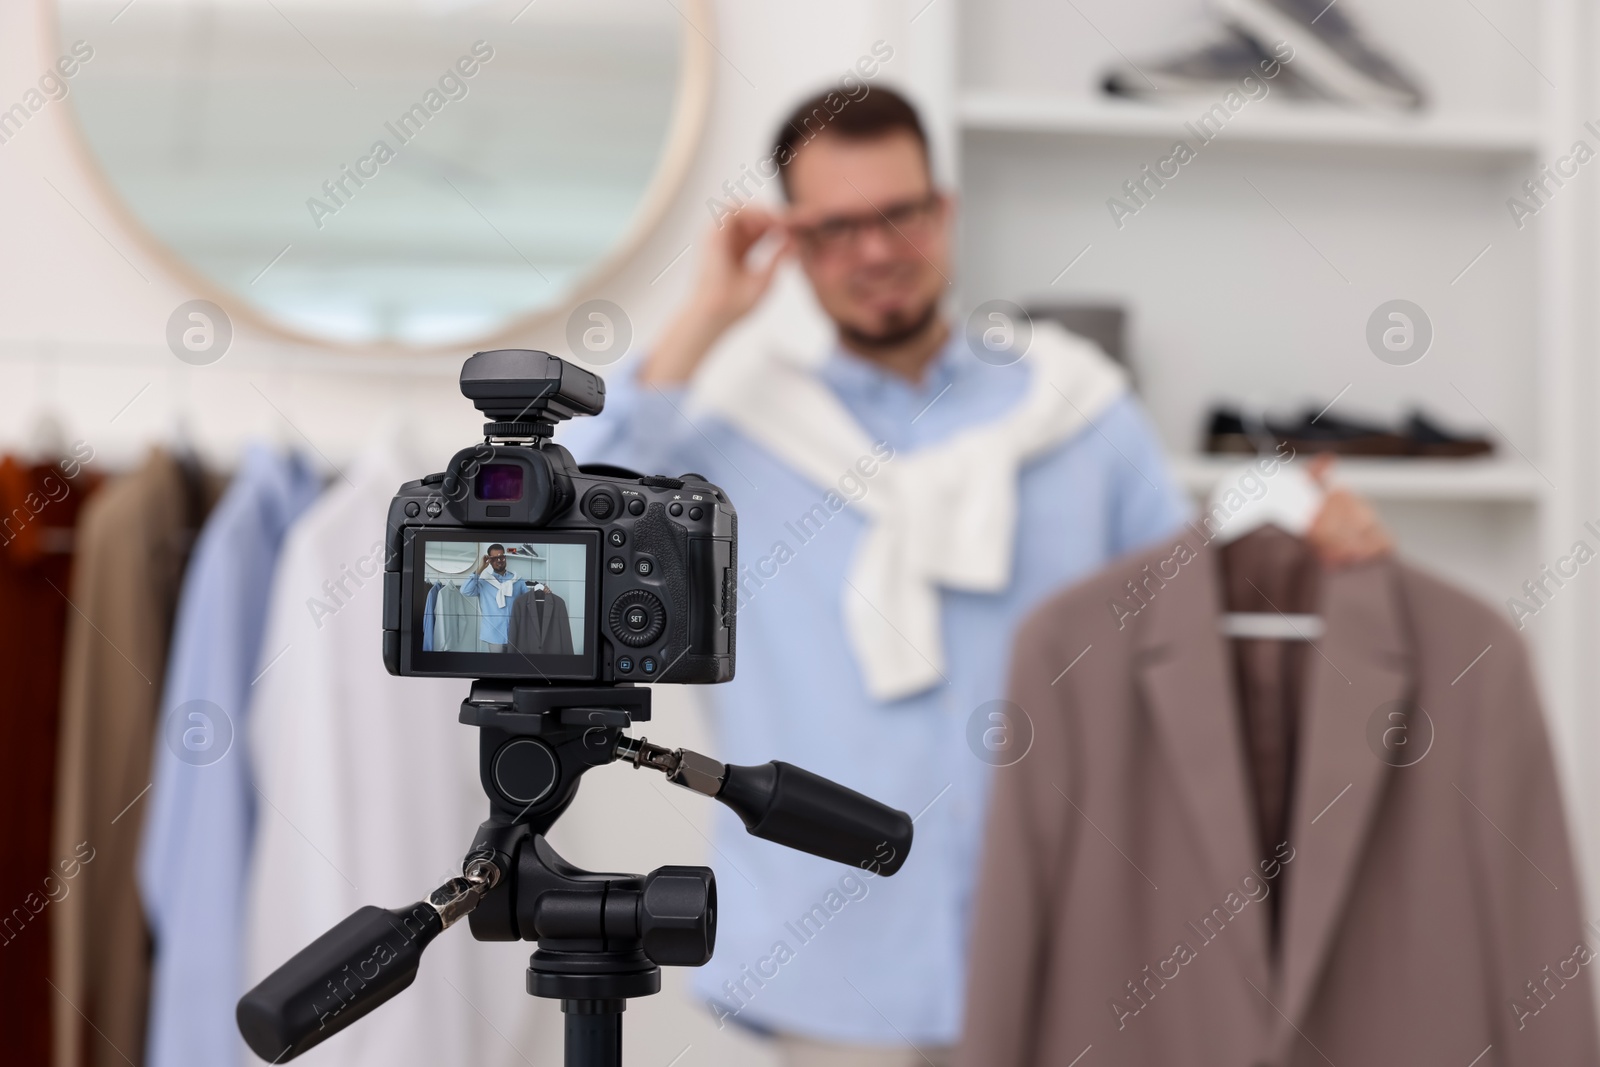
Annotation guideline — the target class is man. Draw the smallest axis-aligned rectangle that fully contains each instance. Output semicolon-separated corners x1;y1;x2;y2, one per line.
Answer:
461;543;521;652
584;86;1386;1067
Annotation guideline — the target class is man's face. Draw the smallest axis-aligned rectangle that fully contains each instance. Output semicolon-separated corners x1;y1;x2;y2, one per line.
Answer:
487;549;507;573
784;131;951;348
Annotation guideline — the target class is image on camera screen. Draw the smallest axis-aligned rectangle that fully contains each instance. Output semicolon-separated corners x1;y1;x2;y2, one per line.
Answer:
422;539;587;656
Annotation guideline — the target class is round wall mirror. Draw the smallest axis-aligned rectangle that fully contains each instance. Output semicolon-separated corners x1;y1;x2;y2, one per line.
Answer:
55;0;710;348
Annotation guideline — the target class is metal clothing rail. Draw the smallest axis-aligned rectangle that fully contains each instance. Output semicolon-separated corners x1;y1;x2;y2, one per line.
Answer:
0;339;477;378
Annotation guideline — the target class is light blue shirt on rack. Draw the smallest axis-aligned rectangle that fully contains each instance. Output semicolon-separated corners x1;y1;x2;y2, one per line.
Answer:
569;332;1186;1046
138;444;323;1067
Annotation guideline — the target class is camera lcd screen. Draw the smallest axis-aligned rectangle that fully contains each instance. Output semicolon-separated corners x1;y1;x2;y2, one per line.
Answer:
409;529;600;679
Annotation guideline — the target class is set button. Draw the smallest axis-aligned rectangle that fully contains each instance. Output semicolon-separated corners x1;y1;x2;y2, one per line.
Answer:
609;589;666;647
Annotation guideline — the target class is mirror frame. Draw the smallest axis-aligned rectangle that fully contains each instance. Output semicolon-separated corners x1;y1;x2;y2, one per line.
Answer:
50;0;715;354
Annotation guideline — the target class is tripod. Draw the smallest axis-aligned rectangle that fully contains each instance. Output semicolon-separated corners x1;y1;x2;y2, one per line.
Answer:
237;684;914;1067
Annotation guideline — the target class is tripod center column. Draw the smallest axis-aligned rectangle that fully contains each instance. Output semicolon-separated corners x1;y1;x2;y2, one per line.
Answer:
561;998;625;1067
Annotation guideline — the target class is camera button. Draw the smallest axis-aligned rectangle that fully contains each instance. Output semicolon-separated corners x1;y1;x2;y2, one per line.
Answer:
608;529;626;547
617;656;634;673
608;556;626;575
668;502;683;517
627;498;645;516
641;657;658;675
404;501;421;517
688;506;703;521
609;590;666;646
425;501;443;518
635;558;654;577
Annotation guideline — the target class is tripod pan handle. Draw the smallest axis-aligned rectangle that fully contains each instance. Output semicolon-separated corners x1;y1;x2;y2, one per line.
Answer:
717;761;913;876
237;903;443;1062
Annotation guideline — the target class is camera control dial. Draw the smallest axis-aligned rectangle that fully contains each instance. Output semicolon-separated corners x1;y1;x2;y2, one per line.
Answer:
609;589;666;647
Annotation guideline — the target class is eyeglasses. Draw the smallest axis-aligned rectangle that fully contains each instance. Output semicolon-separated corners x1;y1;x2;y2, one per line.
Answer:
791;194;942;256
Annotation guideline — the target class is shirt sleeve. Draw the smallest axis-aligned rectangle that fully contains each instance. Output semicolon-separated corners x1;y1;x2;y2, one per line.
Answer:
1098;394;1189;555
461;573;482;597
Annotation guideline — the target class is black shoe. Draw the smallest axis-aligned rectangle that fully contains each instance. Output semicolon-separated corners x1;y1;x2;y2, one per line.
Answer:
1402;410;1494;457
1266;408;1411;456
1204;407;1277;454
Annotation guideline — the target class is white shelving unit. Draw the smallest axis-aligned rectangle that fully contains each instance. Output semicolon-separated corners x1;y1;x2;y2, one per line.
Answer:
1167;453;1548;503
937;0;1599;907
958;91;1542;157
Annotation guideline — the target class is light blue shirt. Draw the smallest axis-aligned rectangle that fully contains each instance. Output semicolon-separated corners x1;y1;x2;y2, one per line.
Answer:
138;444;323;1067
573;333;1187;1045
462;569;521;644
422;581;440;651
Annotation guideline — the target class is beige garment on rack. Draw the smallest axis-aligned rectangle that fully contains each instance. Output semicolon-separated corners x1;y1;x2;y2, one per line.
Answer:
51;450;220;1067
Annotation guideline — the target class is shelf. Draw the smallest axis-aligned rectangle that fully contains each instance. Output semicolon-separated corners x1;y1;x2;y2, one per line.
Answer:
1168;454;1547;504
959;92;1541;158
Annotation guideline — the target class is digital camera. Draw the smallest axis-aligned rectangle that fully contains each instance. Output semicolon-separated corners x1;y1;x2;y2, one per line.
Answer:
381;349;736;685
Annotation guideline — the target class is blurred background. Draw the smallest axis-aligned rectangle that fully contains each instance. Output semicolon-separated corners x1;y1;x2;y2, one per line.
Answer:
2;0;1598;1063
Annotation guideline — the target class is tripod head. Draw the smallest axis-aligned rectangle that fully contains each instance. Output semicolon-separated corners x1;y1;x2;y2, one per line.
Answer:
237;684;914;1065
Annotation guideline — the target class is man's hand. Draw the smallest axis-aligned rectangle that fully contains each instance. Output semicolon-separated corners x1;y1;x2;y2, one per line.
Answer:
1305;454;1394;566
640;208;792;386
476;554;491;575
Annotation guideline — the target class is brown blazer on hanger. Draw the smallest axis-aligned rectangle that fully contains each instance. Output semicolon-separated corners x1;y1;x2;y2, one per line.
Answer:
958;535;1598;1067
51;450;219;1067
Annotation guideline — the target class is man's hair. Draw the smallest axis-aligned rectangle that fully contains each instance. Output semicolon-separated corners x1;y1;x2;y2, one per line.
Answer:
487;543;505;554
773;84;929;201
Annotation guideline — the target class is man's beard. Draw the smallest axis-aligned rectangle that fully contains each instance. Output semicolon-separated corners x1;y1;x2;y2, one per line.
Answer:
838;296;941;351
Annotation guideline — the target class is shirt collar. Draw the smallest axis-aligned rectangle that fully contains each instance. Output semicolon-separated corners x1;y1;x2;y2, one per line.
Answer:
816;329;968;402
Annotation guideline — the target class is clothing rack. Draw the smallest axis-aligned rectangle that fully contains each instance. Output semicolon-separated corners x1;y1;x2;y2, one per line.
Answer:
0;340;470;378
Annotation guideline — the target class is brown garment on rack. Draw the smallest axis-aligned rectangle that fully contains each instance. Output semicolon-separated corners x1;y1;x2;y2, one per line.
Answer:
51;450;220;1067
0;456;101;1067
959;535;1598;1067
1219;527;1320;945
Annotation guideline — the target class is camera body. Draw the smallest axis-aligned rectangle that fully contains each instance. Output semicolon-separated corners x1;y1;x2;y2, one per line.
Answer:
381;350;736;686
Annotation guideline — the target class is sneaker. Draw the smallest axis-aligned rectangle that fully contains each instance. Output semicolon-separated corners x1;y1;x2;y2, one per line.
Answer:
1104;23;1325;101
1217;0;1427;110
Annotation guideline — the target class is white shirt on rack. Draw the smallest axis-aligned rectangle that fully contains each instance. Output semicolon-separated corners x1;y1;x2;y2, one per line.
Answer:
243;430;549;1066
